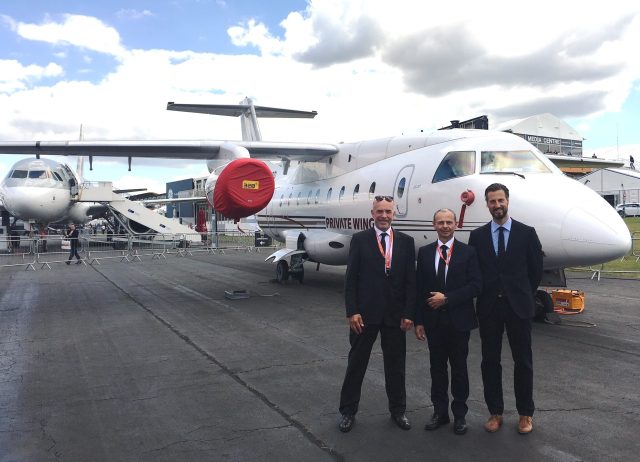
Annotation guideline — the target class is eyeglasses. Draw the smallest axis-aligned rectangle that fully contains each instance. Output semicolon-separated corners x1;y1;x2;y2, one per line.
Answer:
374;196;394;202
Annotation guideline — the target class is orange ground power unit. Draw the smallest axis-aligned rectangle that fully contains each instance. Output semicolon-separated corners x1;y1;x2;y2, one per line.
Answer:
551;290;585;312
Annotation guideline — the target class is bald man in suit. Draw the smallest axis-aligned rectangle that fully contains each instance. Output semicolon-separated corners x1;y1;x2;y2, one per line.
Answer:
338;196;416;433
415;208;481;435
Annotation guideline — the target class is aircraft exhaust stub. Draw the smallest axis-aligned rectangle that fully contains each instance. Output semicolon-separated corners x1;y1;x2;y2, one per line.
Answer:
212;158;275;220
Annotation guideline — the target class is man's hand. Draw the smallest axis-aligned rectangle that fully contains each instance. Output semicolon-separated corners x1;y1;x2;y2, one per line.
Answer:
348;314;364;334
415;325;426;341
400;318;413;332
427;291;447;309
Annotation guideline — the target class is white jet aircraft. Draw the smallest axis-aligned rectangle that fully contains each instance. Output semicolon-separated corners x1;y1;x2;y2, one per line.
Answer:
0;156;106;226
0;98;631;311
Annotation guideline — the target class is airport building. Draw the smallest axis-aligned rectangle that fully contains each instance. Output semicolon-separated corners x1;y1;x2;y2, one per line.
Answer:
494;113;584;157
578;167;640;206
163;177;211;230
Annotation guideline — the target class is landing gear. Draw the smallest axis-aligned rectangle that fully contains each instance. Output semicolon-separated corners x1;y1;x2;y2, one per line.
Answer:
275;255;305;283
276;260;290;283
291;265;304;283
534;290;554;322
289;254;305;283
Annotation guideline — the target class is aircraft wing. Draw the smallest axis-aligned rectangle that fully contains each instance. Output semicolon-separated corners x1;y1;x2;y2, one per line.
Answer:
0;140;339;161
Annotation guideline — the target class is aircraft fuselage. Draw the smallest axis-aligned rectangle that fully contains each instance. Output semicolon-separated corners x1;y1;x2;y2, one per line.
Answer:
257;130;631;269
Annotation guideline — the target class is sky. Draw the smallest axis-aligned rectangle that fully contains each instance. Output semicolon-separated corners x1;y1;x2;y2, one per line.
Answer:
1;0;639;192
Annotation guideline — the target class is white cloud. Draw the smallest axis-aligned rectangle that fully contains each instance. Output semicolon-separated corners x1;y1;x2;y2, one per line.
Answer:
115;9;154;20
0;1;638;177
15;14;127;58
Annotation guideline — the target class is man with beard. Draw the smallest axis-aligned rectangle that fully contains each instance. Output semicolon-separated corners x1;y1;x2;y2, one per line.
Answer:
468;183;543;435
338;196;416;433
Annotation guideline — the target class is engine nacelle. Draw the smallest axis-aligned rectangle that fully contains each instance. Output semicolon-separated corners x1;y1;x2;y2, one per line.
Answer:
302;230;352;265
205;158;275;220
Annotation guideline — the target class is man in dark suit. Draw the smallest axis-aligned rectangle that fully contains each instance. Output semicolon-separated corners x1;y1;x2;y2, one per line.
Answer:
338;196;416;433
415;208;481;435
468;183;543;435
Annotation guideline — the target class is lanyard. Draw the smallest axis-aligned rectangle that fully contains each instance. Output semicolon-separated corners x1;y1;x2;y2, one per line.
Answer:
437;241;454;266
377;229;394;272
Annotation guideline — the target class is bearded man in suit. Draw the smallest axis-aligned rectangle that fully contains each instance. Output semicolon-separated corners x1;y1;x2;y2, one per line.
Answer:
468;183;543;435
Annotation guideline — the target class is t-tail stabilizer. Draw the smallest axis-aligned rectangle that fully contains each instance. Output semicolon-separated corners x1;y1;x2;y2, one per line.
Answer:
166;97;318;141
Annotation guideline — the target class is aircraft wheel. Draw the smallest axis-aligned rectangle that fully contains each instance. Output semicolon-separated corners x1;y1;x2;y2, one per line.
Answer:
276;260;290;283
534;290;553;322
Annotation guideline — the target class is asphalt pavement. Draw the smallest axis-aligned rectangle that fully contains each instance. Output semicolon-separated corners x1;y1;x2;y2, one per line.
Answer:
1;252;638;461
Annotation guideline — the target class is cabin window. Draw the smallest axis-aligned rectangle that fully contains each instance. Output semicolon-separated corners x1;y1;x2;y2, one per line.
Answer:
368;182;376;199
11;170;28;179
397;177;406;198
480;150;551;174
288;193;292;206
432;151;475;183
307;190;312;205
279;194;284;207
353;184;360;200
326;188;333;202
339;186;345;201
28;170;48;179
297;191;302;205
315;189;320;204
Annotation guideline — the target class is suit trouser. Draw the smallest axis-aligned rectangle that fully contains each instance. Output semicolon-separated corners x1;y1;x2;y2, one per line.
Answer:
426;312;470;419
339;323;406;416
479;297;534;416
68;246;81;261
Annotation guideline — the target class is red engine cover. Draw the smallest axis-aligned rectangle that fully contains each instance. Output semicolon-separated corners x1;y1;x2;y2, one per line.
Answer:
213;158;275;219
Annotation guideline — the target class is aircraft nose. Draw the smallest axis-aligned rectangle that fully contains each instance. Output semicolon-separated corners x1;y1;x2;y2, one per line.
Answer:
561;204;631;267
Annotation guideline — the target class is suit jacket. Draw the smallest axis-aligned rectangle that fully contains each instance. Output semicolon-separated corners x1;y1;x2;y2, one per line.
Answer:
344;227;416;326
66;228;80;249
415;239;481;332
468;219;543;320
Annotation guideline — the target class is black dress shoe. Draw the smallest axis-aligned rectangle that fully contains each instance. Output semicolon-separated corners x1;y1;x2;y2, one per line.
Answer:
391;413;411;430
424;413;450;431
453;417;468;435
338;414;355;433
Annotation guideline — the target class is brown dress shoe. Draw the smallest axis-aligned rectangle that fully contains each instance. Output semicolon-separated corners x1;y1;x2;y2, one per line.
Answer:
518;415;533;434
484;414;503;433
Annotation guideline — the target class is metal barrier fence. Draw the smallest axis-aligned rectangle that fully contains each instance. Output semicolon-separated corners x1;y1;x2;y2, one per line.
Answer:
0;231;280;270
572;231;640;280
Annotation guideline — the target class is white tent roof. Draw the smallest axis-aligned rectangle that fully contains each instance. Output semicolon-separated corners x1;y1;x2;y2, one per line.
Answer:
494;113;582;141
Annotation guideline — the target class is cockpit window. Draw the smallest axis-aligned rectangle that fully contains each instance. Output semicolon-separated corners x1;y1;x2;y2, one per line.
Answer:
10;170;28;179
433;151;475;183
481;150;550;174
28;170;48;179
52;172;63;181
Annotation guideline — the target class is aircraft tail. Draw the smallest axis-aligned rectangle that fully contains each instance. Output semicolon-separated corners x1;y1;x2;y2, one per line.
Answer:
166;97;318;142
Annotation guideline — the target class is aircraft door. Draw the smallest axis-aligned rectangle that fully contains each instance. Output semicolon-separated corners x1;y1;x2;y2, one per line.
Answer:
393;165;414;217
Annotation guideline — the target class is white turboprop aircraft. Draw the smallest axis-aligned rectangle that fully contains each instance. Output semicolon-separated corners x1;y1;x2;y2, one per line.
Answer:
0;156;106;226
0;98;631;307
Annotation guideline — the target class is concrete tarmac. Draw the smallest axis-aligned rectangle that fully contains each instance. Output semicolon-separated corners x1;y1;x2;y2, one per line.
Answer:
0;252;639;461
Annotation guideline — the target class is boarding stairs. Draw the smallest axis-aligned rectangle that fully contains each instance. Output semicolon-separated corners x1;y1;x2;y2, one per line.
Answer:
78;181;201;243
